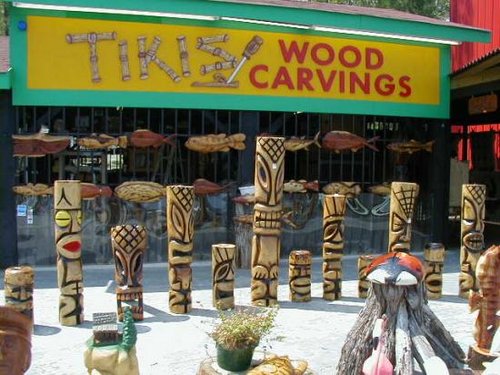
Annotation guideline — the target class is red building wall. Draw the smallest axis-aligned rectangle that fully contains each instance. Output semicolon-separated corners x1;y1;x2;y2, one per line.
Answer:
451;0;500;71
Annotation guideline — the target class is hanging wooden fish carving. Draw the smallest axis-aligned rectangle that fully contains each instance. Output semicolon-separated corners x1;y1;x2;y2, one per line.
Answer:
387;140;434;154
78;134;128;149
13;133;71;157
284;132;321;152
193;178;227;196
114;181;165;203
322;181;362;197
13;183;54;196
128;129;176;148
185;133;246;153
81;183;113;200
321;131;379;153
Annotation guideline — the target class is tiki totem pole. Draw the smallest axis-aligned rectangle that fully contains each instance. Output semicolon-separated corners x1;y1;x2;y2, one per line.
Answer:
0;306;32;375
166;185;194;314
251;136;285;307
459;184;486;298
322;194;347;300
111;225;148;321
423;243;446;299
387;182;419;253
289;250;312;302
357;254;376;299
54;180;83;326
212;244;235;310
4;266;34;322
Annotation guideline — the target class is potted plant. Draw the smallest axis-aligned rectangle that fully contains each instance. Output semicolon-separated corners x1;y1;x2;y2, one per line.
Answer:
210;306;278;372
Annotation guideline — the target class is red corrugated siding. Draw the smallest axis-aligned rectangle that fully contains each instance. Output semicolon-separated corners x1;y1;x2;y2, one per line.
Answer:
451;0;499;71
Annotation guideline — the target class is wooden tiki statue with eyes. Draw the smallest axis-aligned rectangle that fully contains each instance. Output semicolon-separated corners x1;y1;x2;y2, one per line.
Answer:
289;250;312;302
166;185;194;314
212;244;235;310
251;136;285;307
54;180;84;326
459;184;486;299
111;225;147;321
387;182;419;253
322;194;347;300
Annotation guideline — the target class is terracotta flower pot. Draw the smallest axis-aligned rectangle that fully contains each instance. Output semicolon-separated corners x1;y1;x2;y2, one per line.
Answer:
216;344;256;372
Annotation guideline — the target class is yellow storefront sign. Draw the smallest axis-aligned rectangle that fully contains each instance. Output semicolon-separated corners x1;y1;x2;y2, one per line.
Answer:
27;16;440;105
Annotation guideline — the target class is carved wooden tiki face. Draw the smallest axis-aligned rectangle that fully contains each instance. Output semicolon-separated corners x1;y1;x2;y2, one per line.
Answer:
0;306;32;375
388;182;419;253
212;244;235;310
111;225;147;320
166;185;194;314
323;195;347;251
461;184;485;254
4;266;34;320
54;180;83;325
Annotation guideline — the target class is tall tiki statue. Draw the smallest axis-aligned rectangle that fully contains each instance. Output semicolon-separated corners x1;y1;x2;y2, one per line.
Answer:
459;184;486;298
166;185;194;314
54;180;84;326
322;194;347;300
388;182;419;253
212;244;235;310
251;136;285;307
111;225;147;321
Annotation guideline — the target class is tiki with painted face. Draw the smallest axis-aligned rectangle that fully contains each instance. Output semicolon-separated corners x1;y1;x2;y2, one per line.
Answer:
166;185;194;314
111;225;147;321
387;182;419;253
251;136;285;307
322;194;347;300
4;266;34;322
289;250;311;302
54;180;83;326
212;244;235;310
459;184;486;298
424;243;445;299
0;306;32;375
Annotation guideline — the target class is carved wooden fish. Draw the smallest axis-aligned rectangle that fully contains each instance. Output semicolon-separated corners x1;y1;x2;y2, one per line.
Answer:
284;132;321;152
303;180;319;192
322;131;379;153
78;134;128;149
185;133;246;153
128;129;176;148
284;180;306;193
247;355;308;375
114;181;165;203
13;133;71;157
368;183;392;196
193;178;227;196
13;183;53;196
322;181;362;197
81;183;113;200
387;139;434;154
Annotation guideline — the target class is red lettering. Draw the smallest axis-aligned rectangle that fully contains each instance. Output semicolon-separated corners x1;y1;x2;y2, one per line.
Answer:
272;67;295;89
366;48;383;69
317;70;337;91
399;76;412;97
297;68;314;91
339;46;362;68
249;64;269;89
311;43;335;66
278;40;309;64
350;72;370;94
339;71;346;93
375;74;395;96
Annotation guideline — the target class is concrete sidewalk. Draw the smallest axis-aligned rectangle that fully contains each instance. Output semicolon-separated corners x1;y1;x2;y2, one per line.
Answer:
0;250;476;374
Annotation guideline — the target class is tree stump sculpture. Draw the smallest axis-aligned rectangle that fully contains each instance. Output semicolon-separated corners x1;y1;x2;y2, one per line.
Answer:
358;255;376;299
424;243;445;300
468;244;500;370
111;225;147;321
387;182;419;253
54;180;84;326
0;306;32;375
322;194;347;300
212;244;236;310
4;266;34;322
166;185;194;314
459;184;486;299
337;252;465;375
251;136;285;307
289;250;311;302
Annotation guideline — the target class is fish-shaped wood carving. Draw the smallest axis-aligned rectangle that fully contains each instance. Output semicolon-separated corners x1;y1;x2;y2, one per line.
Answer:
232;194;255;205
285;132;321;152
128;129;176;148
184;133;246;153
322;181;362;197
302;180;319;192
13;133;71;157
322;131;379;153
387;139;434;154
368;183;392;196
81;183;113;200
284;180;307;193
13;183;54;196
114;181;165;203
78;134;128;149
193;178;227;196
247;355;308;375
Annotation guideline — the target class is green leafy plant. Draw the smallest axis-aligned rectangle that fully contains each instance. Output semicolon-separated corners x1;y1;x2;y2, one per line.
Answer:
210;306;278;351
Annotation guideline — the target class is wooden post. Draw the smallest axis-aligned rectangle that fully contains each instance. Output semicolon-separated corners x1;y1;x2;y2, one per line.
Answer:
459;184;486;299
251;136;285;307
0;306;32;374
54;180;83;326
289;250;311;302
357;255;376;299
4;266;34;323
166;185;194;314
322;194;347;301
388;182;419;253
423;243;445;300
111;225;147;321
212;244;235;310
